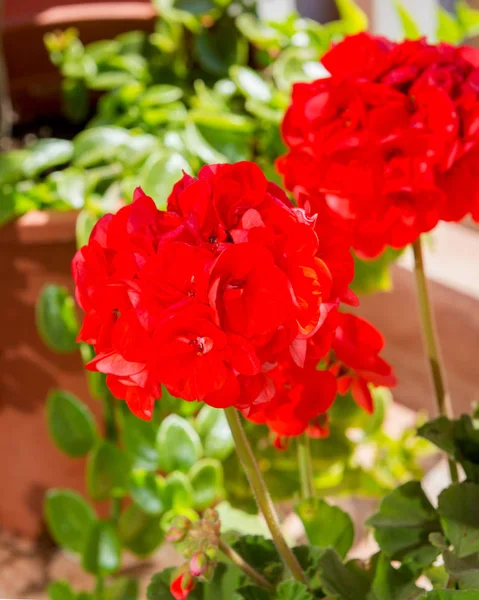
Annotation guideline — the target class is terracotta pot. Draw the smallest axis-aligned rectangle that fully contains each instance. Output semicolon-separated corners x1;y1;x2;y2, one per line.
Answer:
1;1;156;120
0;211;105;538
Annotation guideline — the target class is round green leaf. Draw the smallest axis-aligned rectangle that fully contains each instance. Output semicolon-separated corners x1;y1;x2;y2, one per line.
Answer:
44;489;95;554
157;415;202;473
230;66;272;103
36;285;79;353
140;151;191;210
164;471;194;511
47;581;76;600
195;405;234;461
0;149;29;186
119;504;164;557
47;389;96;457
73;126;131;168
23;139;74;179
82;519;121;575
129;471;166;515
189;459;224;511
87;441;130;500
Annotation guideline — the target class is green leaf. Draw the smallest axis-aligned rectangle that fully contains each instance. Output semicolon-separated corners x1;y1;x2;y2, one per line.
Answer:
230;66;272;103
140;84;184;106
204;563;243;600
119;504;164;557
195;406;234;461
0;149;29;186
195;16;248;77
424;592;479;599
232;536;283;585
44;489;95;554
185;122;227;164
87;441;130;500
105;577;139;600
122;409;160;471
295;498;354;558
76;209;98;249
36;285;79;353
438;482;479;558
188;459;224;510
368;552;421;600
157;415;203;473
437;6;463;44
352;248;403;295
235;586;271;600
62;78;89;122
46;389;96;457
443;550;479;590
317;548;370;600
272;47;322;92
49;168;86;210
129;470;166;515
23;139;74;179
82;519;121;575
140;151;191;210
334;0;368;34
163;471;194;511
191;111;254;163
292;545;324;593
47;580;76;600
457;0;479;38
367;481;441;568
73;126;131;168
276;581;313;600
394;0;421;39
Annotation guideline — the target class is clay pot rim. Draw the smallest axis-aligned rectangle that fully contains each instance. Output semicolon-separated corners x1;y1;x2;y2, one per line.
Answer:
0;210;78;245
1;1;157;33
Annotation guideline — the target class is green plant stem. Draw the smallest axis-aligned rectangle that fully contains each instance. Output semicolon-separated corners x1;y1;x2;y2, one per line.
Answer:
412;237;459;484
297;435;315;500
224;407;308;585
102;391;122;521
218;539;275;591
94;574;104;598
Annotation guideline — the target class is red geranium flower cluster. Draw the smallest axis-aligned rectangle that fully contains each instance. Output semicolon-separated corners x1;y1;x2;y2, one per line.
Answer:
73;161;395;440
278;33;479;258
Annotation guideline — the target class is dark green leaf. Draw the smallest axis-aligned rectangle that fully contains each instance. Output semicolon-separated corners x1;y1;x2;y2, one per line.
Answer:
276;581;313;600
62;78;89;122
438;483;479;558
47;389;96;457
47;580;76;600
122;409;160;471
23;139;74;179
129;470;166;515
44;489;95;554
104;576;139;600
367;481;441;568
157;415;202;474
368;553;421;600
317;548;370;600
119;504;164;557
232;536;283;585
234;586;271;600
204;563;243;600
195;405;234;461
189;459;223;510
175;0;216;13
36;285;79;353
87;441;130;500
443;550;479;590
195;16;248;77
82;519;121;575
296;498;354;558
424;592;479;599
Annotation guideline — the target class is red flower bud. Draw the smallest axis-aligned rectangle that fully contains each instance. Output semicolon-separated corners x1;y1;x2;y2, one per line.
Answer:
189;551;208;577
170;571;194;600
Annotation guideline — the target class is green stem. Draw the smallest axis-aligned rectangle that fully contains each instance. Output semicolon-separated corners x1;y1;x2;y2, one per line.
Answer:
102;391;122;521
94;574;104;599
412;238;459;484
297;435;315;500
224;408;308;585
218;539;275;591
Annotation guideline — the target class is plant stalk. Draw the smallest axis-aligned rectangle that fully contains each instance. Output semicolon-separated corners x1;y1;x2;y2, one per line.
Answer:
297;435;315;500
218;539;275;591
102;391;122;521
224;407;308;584
412;237;459;483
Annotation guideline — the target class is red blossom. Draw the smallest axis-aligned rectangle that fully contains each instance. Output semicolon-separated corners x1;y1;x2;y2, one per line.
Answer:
278;33;479;258
170;571;195;600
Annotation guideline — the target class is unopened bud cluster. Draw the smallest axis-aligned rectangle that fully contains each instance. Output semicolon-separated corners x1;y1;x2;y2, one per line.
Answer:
167;509;221;583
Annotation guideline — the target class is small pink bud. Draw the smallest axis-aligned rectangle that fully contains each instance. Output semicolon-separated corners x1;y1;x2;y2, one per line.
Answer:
189;551;208;577
166;526;186;543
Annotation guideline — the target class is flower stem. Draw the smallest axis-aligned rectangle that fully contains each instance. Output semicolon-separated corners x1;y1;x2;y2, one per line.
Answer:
297;435;315;500
412;237;459;483
218;539;275;591
102;391;122;521
224;407;308;585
